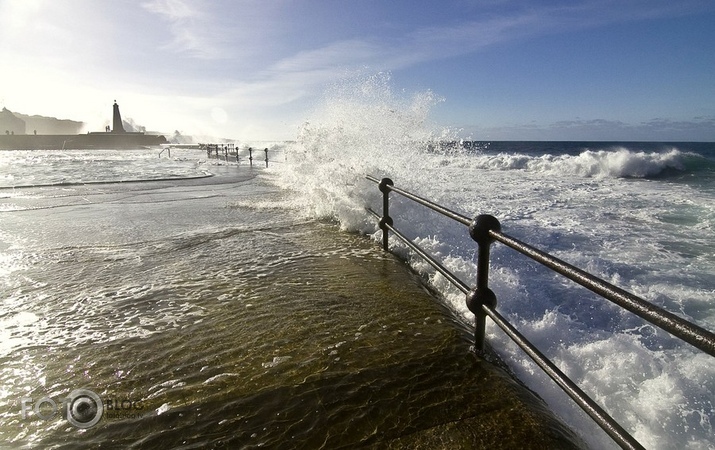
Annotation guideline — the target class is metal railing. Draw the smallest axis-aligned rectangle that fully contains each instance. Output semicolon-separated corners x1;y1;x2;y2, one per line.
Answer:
201;144;270;167
365;175;715;450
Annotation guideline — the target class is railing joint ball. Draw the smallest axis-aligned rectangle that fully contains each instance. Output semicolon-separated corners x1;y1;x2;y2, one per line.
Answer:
378;216;393;230
466;287;497;314
378;177;394;192
467;286;497;352
469;214;501;245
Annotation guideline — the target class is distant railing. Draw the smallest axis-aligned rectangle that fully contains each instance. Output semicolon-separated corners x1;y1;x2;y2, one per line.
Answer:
157;143;272;167
201;144;270;167
365;175;715;450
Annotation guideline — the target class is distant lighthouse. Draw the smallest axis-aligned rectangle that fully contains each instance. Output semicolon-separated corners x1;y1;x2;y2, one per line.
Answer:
112;100;126;133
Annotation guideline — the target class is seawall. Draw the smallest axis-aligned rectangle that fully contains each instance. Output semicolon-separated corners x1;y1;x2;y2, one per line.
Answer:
0;133;166;150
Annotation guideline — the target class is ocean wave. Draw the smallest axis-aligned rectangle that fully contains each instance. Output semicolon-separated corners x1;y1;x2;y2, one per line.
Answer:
470;148;697;179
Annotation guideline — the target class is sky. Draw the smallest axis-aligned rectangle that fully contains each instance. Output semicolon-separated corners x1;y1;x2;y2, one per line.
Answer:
1;0;714;141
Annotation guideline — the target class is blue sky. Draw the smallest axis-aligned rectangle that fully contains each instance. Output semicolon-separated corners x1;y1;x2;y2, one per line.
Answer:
1;0;714;141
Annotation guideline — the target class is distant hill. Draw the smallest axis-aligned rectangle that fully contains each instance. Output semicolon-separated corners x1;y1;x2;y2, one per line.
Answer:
1;108;85;135
14;111;84;135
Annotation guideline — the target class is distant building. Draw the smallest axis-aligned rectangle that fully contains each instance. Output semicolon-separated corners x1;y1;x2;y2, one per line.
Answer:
112;100;126;133
0;108;26;135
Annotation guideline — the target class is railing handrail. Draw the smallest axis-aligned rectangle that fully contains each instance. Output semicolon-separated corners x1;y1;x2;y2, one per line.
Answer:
490;231;715;355
365;174;472;225
201;144;271;167
365;174;715;450
365;174;715;356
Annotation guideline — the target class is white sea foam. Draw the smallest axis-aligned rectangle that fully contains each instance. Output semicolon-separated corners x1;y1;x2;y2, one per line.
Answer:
458;147;688;178
270;73;715;449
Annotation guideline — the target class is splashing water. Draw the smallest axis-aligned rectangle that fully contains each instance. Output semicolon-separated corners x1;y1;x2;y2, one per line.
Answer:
274;72;457;226
271;73;715;449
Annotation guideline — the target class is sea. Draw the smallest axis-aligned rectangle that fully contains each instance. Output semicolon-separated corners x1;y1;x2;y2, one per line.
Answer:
1;81;714;450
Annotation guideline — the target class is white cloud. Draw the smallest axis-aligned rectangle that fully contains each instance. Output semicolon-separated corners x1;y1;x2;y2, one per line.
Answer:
470;117;715;141
273;40;383;73
0;0;42;33
141;0;199;21
141;0;226;59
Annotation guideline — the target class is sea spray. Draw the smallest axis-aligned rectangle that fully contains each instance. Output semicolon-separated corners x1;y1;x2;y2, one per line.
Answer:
274;72;457;229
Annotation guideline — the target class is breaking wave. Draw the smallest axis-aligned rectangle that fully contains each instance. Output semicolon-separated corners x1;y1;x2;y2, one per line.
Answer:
465;148;699;179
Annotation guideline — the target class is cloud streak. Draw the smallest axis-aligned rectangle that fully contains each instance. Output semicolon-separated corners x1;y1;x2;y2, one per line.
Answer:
212;0;710;104
472;117;715;141
141;0;227;59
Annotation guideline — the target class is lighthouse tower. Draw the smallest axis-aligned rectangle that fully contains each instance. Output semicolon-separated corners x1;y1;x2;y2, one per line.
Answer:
112;100;126;133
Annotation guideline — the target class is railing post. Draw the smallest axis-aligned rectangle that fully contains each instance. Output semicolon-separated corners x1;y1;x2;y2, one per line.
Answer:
378;178;393;251
466;214;501;352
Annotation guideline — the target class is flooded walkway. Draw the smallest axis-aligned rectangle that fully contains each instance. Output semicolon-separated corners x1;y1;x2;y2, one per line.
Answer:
2;170;584;449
